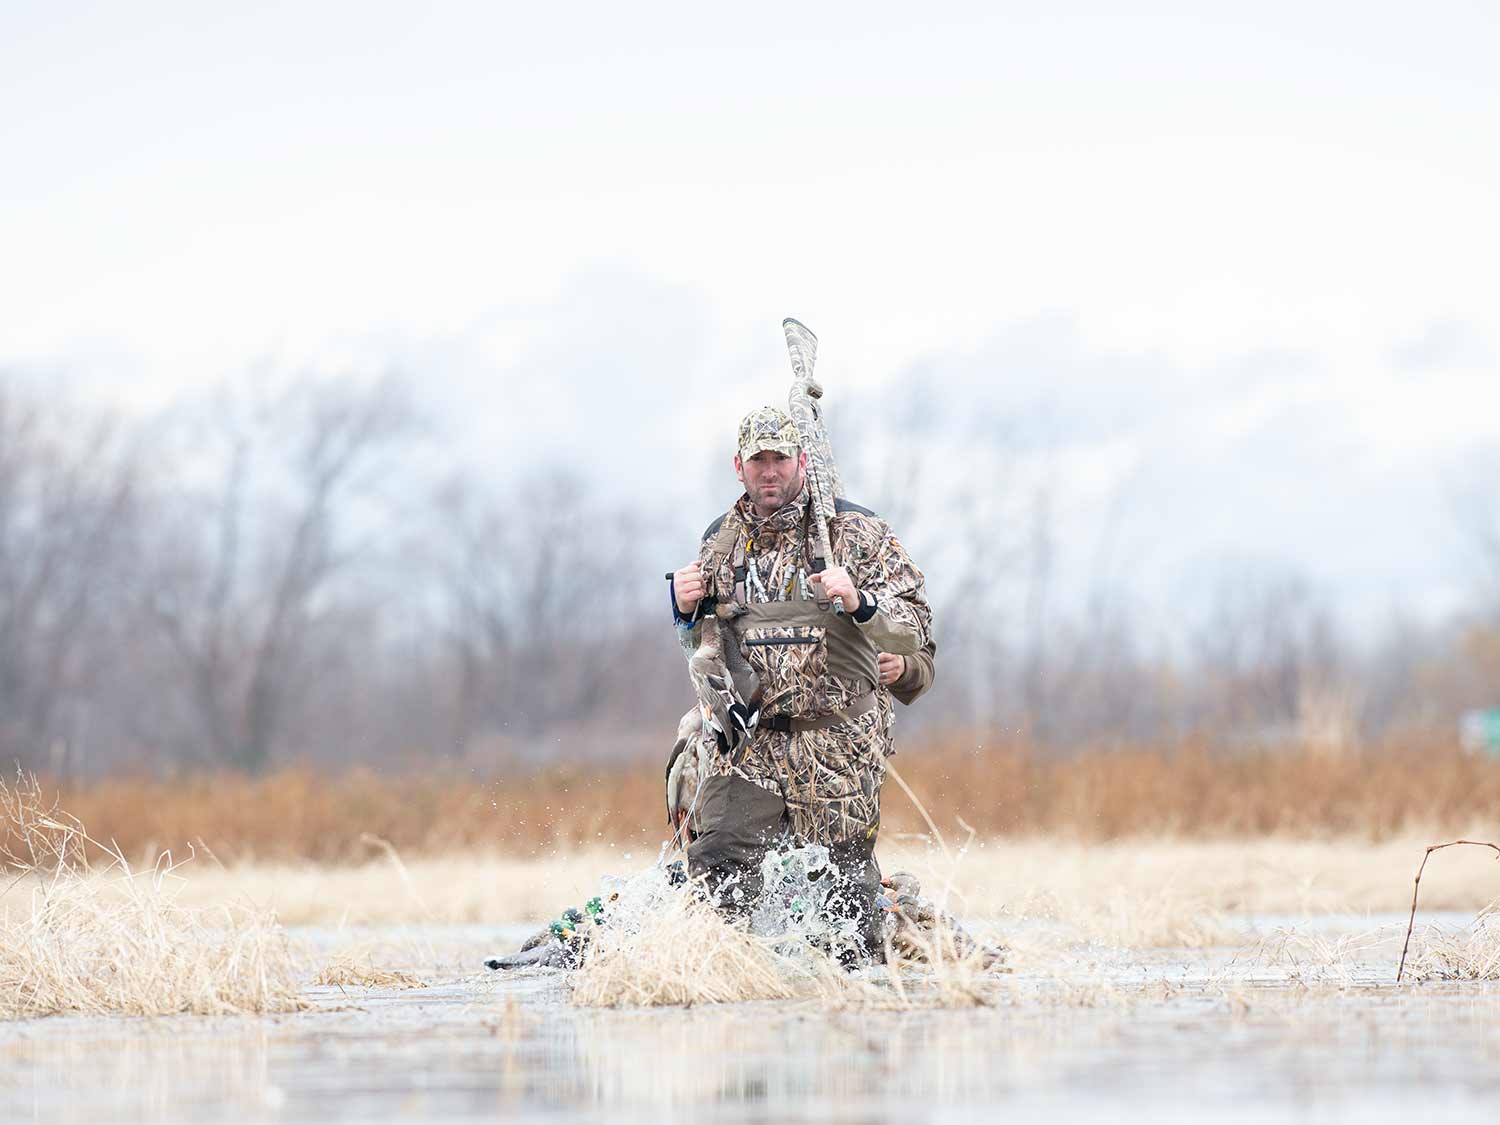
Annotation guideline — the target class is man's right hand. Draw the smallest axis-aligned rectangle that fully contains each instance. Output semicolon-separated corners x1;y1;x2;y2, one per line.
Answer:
673;561;705;617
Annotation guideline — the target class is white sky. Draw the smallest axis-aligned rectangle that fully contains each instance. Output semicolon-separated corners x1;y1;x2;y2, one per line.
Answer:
3;1;1497;630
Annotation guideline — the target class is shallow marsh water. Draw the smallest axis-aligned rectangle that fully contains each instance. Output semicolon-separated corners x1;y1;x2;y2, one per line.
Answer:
3;917;1499;1123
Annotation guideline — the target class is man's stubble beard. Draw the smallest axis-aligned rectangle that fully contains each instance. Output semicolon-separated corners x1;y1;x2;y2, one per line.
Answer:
749;467;805;518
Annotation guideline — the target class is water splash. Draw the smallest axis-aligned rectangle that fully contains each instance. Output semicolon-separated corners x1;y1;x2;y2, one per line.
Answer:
749;844;864;955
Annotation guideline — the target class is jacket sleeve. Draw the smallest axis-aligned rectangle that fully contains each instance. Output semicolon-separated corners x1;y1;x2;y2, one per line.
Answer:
889;639;936;706
838;515;932;657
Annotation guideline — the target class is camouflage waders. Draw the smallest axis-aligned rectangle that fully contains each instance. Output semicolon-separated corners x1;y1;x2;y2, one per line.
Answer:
687;772;886;958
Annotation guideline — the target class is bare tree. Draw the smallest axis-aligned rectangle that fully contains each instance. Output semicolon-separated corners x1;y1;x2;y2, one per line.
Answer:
15;359;1500;780
145;376;414;773
423;469;670;760
1020;478;1055;738
0;380;145;773
1189;570;1347;741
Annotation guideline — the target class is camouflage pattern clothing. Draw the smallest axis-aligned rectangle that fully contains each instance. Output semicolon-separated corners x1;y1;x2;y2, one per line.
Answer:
680;484;932;845
737;404;802;464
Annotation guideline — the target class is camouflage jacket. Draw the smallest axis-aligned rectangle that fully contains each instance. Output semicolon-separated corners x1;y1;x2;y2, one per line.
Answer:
680;485;932;720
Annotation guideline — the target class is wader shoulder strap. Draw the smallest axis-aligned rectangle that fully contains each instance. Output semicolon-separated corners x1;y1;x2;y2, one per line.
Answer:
802;499;827;575
706;506;749;614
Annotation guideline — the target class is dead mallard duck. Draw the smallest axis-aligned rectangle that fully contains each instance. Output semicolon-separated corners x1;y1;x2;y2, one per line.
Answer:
682;614;761;761
665;707;708;844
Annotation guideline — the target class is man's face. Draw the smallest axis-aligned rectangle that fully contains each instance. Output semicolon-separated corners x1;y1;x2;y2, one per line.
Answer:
735;449;807;516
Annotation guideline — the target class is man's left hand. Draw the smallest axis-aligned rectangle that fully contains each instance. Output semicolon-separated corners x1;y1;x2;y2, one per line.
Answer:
877;652;905;686
810;565;861;613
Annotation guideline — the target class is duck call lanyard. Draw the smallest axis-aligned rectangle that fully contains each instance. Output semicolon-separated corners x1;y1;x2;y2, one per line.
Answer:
728;503;816;609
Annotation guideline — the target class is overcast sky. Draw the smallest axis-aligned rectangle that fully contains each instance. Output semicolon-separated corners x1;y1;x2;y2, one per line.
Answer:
3;1;1497;630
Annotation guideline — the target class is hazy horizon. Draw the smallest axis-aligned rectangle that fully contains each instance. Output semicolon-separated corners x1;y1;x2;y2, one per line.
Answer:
5;1;1498;634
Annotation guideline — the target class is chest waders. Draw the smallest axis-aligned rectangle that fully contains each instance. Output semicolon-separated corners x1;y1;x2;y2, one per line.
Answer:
712;503;880;720
685;502;886;961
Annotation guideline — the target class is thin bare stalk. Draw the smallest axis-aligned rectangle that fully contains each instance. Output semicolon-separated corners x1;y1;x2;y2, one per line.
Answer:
885;762;952;865
1396;839;1500;983
360;832;435;923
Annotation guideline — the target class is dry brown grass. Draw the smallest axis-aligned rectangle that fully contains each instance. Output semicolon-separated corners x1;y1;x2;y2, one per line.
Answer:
5;734;1495;1003
569;875;1010;1010
170;850;633;925
24;735;1500;864
571;891;809;1007
1405;909;1500;981
0;775;305;1019
146;833;1500;934
313;950;429;990
40;765;665;863
908;733;1500;839
1244;925;1393;986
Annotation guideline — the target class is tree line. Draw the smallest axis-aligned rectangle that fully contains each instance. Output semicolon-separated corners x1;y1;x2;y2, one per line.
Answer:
1;372;1495;778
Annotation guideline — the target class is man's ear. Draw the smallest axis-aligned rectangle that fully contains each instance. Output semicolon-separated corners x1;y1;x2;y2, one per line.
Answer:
798;450;808;471
734;453;745;483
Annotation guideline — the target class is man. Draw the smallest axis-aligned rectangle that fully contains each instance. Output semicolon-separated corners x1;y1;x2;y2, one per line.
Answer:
669;405;933;959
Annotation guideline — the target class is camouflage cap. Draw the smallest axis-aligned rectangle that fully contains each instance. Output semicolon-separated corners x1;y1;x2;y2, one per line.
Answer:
737;405;801;463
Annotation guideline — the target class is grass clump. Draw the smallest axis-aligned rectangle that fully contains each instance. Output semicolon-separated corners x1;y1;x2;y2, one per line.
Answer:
570;886;807;1008
569;884;1010;1010
0;774;306;1019
1406;910;1500;982
566;844;1011;1011
314;950;428;990
1074;887;1235;950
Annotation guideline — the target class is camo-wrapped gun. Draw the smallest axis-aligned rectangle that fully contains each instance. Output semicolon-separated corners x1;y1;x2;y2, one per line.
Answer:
783;318;841;611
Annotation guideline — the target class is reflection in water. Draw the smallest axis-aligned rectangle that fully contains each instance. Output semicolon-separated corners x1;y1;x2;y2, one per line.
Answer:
564;1002;1111;1112
4;960;1500;1123
1;1022;278;1120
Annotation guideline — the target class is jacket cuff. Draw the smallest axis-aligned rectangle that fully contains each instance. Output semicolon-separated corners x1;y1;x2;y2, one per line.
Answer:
670;581;697;627
891;655;921;694
851;589;878;623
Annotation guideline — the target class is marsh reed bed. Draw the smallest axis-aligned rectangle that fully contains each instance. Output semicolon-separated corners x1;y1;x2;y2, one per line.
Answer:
3;753;1497;1017
5;735;1494;965
24;735;1500;863
0;776;304;1018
